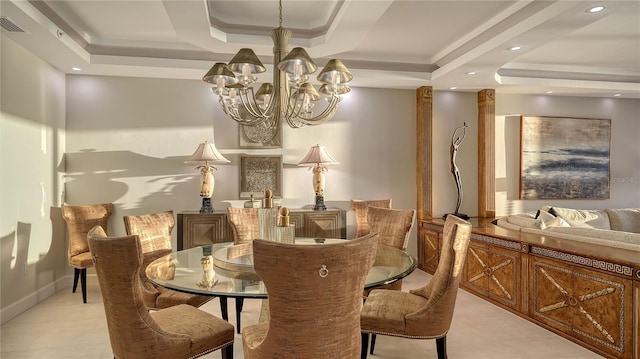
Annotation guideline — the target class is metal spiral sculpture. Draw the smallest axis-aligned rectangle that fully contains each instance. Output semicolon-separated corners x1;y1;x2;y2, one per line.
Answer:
446;122;469;220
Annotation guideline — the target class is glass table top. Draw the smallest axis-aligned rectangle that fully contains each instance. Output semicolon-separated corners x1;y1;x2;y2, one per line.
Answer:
146;238;417;298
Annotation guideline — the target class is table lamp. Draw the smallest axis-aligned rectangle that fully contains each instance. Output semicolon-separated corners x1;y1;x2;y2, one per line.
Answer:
297;144;339;211
186;141;230;213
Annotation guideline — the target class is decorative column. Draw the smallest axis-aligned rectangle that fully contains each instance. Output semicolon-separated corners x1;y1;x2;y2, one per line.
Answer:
416;86;433;221
477;89;496;218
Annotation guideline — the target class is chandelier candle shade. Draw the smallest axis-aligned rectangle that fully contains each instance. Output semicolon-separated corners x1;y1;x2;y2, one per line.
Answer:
298;144;339;211
202;0;353;129
185;141;230;213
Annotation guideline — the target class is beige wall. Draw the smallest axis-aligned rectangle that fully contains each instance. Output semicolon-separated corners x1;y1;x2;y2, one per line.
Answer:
2;38;639;323
495;95;640;215
63;74;419;244
1;37;67;322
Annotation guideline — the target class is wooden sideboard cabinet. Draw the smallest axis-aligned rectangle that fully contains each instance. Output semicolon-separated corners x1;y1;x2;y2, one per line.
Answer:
530;256;634;359
419;218;640;359
464;237;521;311
177;208;346;250
417;226;440;274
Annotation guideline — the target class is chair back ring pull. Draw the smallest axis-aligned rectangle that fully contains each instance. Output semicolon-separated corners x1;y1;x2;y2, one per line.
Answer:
319;265;329;278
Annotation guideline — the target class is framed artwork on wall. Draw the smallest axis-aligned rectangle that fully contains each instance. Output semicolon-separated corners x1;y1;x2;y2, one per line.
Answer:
519;115;611;199
239;122;282;148
239;155;283;199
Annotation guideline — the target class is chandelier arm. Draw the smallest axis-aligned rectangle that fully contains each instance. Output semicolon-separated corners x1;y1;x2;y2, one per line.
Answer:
218;95;267;126
286;116;306;128
238;89;271;119
282;92;302;118
291;96;341;126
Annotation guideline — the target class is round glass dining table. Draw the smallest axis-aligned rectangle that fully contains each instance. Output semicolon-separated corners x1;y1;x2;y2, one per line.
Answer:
146;238;417;299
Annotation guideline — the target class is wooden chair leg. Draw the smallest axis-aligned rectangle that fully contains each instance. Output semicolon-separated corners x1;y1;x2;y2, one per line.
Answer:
436;336;447;359
360;333;369;359
369;334;377;354
80;268;87;303
222;343;233;359
72;268;81;293
235;298;244;334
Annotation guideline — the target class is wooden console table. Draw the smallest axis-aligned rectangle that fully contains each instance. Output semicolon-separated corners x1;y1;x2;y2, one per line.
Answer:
177;209;346;250
418;218;639;359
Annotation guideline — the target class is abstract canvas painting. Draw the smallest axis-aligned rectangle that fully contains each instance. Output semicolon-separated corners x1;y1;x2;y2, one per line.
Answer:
520;116;610;199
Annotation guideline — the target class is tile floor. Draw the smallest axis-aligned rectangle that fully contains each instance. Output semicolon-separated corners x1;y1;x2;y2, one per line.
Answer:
1;269;603;358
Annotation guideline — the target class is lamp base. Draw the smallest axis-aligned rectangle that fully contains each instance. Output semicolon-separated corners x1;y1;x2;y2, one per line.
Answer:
200;198;214;213
313;195;327;211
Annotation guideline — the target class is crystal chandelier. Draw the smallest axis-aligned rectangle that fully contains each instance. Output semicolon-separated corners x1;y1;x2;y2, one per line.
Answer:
202;0;353;129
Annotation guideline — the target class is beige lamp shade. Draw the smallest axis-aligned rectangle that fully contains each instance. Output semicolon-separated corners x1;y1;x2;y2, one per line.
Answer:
297;144;339;167
298;145;338;204
186;141;230;208
186;141;231;164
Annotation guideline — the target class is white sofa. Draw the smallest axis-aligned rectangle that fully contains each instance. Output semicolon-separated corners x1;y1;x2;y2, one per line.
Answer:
494;206;640;252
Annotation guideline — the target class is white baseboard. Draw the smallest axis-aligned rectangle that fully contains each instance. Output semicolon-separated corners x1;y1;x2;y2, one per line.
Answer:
1;274;98;325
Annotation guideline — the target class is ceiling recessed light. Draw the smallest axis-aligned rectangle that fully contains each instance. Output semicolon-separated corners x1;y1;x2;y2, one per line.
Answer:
466;71;477;75
614;93;621;97
449;87;457;90
587;5;605;13
71;67;82;71
508;45;523;51
545;91;553;94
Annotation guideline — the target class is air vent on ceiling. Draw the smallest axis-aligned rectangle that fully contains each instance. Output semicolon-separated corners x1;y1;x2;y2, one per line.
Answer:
1;16;28;33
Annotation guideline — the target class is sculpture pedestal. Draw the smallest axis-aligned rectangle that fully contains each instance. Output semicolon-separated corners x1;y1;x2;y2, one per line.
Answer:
443;213;469;220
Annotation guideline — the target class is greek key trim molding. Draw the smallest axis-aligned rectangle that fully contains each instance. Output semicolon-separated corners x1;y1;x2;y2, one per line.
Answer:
471;233;521;251
531;246;634;277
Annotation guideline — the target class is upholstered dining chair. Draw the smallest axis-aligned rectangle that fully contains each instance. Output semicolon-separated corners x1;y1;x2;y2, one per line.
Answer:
226;207;261;332
88;225;234;359
61;202;113;303
351;199;392;238
226;207;260;245
123;210;212;309
360;215;472;359
364;206;416;353
366;206;416;290
242;233;379;359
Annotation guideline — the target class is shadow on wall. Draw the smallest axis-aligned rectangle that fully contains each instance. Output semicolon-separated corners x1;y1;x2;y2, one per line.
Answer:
1;223;31;302
1;209;68;313
60;150;199;220
37;207;68;283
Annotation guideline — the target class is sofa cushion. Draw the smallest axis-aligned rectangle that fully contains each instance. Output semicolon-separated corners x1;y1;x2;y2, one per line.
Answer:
522;227;640;252
544;227;640;249
547;207;610;229
495;218;526;231
605;208;640;233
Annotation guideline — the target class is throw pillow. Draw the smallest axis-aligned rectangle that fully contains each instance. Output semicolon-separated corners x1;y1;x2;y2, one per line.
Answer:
537;210;556;223
548;207;610;229
507;215;545;229
544;217;571;228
